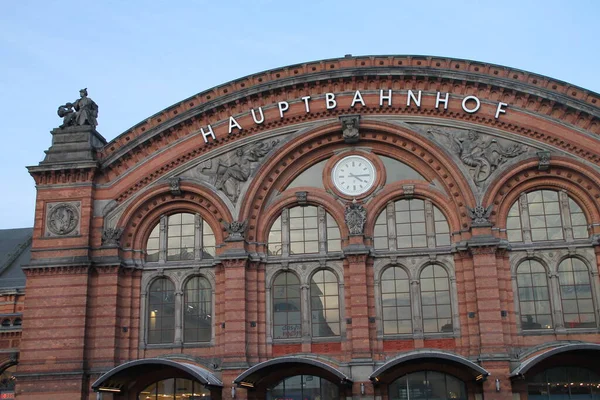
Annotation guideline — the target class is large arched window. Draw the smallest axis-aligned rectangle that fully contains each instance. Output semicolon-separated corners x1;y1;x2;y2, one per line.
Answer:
506;190;588;242
389;371;466;400
184;276;212;343
558;258;596;328
528;367;600;400
374;199;450;250
267;375;339;400
146;212;215;262
272;272;301;339
310;269;340;337
516;260;553;330
140;378;211;399
267;205;341;256
148;278;175;344
420;265;453;333
381;266;412;334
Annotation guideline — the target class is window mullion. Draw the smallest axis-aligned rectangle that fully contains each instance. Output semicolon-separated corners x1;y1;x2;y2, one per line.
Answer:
425;200;436;248
411;279;423;336
559;191;574;242
387;203;397;251
159;215;167;262
318;206;327;254
282;209;290;257
195;214;202;260
520;194;532;243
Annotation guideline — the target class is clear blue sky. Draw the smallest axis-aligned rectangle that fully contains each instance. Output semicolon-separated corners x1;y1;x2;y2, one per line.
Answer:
1;0;599;229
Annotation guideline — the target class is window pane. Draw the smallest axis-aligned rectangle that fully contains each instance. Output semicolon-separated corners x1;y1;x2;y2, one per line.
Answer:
184;277;212;343
381;267;412;336
559;258;596;328
148;278;175;344
273;272;302;339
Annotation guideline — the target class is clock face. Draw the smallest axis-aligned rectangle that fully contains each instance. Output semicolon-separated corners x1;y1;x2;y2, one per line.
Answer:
331;155;377;196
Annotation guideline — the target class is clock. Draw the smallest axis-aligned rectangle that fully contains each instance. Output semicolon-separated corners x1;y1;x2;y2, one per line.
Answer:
331;155;377;196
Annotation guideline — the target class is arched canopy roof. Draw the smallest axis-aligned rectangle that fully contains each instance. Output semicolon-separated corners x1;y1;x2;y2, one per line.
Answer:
234;356;352;388
369;350;489;383
91;358;222;392
510;343;600;378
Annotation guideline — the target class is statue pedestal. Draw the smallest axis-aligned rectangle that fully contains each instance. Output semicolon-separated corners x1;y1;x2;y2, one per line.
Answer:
41;125;106;165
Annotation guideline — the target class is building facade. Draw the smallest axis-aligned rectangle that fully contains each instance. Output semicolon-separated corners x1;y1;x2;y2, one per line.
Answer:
11;55;600;399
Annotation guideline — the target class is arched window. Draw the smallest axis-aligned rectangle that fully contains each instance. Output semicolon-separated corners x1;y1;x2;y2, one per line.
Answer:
389;371;466;400
558;258;596;328
420;265;452;333
272;272;301;339
140;378;211;399
516;260;552;330
374;199;450;250
310;270;340;337
184;276;212;343
267;205;341;256
381;266;412;335
147;278;175;344
528;367;600;400
145;212;215;262
267;375;339;400
507;190;588;242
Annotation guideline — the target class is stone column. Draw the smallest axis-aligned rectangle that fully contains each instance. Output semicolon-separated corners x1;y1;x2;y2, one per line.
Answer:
174;290;184;345
470;245;506;354
346;252;372;360
221;258;249;367
548;273;565;331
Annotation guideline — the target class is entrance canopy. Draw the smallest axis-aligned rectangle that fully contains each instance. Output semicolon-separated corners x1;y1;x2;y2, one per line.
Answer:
510;343;600;378
370;350;490;383
234;356;352;388
92;358;222;393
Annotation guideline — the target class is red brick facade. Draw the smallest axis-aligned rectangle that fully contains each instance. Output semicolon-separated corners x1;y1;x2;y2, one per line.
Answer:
14;55;600;399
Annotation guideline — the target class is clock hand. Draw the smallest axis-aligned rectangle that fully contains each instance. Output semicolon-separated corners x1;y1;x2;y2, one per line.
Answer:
348;173;365;183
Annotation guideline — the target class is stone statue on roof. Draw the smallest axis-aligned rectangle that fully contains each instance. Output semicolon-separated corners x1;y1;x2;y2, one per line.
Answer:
57;88;99;128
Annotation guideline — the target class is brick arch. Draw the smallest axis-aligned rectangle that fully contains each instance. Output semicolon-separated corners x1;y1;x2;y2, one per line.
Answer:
484;156;600;230
256;188;347;248
365;182;460;240
240;120;475;244
118;182;232;261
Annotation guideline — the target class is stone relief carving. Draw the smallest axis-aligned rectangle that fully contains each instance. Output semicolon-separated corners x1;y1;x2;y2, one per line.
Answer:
295;191;308;205
339;115;360;143
223;220;247;242
46;202;80;236
199;139;279;203
169;177;182;196
426;127;527;185
467;205;493;227
345;200;367;235
537;151;551;171
102;227;123;246
57;88;98;128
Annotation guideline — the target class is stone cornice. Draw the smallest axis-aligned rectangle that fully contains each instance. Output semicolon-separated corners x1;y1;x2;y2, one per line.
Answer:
98;55;600;172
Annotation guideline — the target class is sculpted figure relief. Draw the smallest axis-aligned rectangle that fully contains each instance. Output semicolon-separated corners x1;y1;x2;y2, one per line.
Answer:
428;128;526;185
200;140;279;203
58;88;99;128
452;130;526;184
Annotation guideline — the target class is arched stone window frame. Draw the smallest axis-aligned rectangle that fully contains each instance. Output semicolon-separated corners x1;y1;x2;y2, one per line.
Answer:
510;249;600;333
512;257;554;331
373;255;460;339
266;204;343;258
140;269;216;348
265;261;345;344
143;212;217;264
505;189;590;244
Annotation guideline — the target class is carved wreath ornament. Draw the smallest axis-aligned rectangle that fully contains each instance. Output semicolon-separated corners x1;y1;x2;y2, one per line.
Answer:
47;203;79;236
